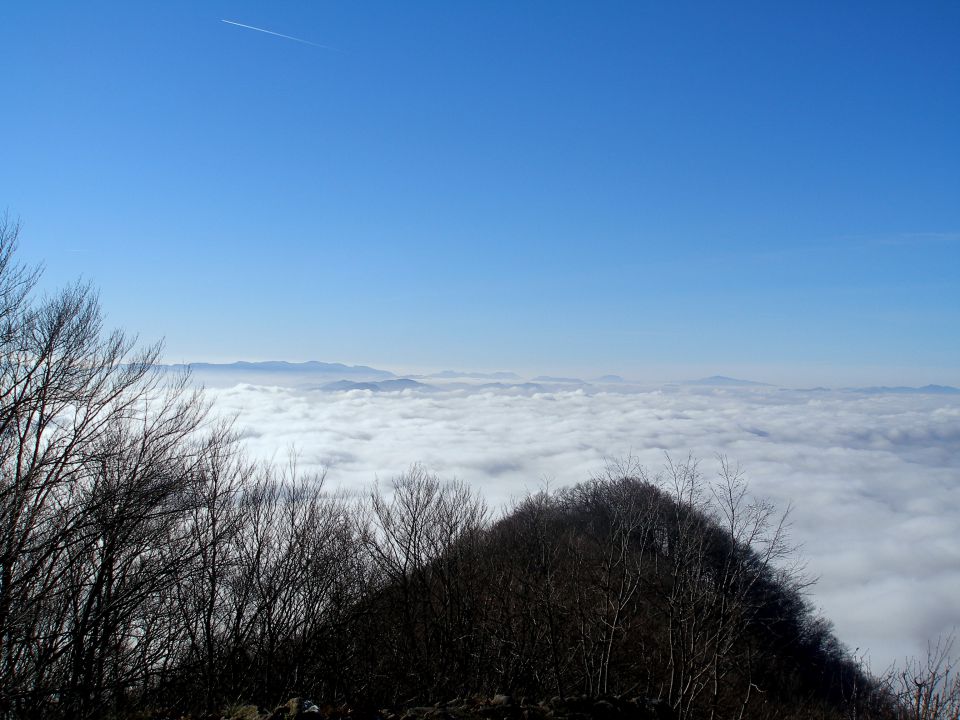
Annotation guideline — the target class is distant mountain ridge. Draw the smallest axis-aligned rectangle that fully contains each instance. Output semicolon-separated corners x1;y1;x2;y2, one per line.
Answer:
682;375;773;387
593;374;627;383
166;360;396;380
845;384;960;395
163;362;959;396
788;384;960;395
320;378;433;393
423;370;522;380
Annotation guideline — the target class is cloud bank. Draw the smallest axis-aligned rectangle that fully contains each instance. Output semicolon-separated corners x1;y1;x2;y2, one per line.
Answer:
207;382;960;673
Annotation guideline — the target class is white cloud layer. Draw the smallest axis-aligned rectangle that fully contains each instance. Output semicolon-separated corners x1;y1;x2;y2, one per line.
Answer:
207;382;960;673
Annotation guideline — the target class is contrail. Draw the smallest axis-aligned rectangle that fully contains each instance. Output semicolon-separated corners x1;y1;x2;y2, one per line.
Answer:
221;19;334;49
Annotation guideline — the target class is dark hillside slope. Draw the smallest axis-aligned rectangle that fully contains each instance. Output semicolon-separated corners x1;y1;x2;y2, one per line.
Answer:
344;464;886;720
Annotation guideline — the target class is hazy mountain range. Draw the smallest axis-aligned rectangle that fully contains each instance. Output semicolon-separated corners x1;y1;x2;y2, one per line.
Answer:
319;378;433;393
163;361;958;395
845;384;960;395
418;370;523;380
680;375;773;387
169;360;395;379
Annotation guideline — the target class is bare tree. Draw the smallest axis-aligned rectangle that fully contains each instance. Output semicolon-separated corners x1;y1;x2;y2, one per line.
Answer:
0;220;244;719
0;220;167;714
361;465;488;701
635;454;812;719
885;634;960;720
562;461;656;696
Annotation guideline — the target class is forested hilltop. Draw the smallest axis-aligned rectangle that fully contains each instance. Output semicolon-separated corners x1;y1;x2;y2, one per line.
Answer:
2;221;957;720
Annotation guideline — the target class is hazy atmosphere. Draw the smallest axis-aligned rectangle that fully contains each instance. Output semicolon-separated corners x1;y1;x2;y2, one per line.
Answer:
2;2;958;386
2;2;959;719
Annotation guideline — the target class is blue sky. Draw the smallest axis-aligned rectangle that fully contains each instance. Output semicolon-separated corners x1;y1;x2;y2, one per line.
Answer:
2;1;958;384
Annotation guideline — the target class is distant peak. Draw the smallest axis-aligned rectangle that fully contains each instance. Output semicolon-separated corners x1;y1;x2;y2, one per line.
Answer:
593;374;627;383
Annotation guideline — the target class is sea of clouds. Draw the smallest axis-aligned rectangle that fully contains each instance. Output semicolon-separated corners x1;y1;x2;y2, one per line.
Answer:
205;381;960;673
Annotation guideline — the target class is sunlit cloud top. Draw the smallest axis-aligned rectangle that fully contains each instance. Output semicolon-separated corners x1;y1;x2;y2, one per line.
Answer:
205;378;960;674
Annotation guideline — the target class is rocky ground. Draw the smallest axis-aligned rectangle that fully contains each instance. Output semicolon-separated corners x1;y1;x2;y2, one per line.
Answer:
231;694;676;720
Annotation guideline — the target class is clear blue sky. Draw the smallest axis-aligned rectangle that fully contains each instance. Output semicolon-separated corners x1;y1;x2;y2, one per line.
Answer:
2;1;958;384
